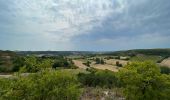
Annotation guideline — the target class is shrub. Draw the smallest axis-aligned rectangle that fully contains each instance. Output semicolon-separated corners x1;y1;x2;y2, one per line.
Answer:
116;61;123;67
83;61;91;67
12;56;25;72
115;56;120;59
78;70;119;88
160;66;170;74
95;58;105;64
118;62;170;100
95;58;101;64
0;70;82;100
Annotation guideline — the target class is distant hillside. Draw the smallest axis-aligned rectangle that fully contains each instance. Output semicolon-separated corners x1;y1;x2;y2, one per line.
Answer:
0;50;16;57
15;51;97;56
103;49;170;57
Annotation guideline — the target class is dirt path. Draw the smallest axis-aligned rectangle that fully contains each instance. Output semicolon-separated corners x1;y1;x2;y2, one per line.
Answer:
73;60;88;69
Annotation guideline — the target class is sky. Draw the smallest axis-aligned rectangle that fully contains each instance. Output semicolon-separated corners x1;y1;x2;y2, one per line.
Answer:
0;0;170;51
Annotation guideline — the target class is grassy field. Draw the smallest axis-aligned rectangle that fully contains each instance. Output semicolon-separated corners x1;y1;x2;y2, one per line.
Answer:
130;54;162;63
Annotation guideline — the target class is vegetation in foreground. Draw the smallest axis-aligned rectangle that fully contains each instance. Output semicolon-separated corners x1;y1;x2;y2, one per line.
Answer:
0;70;81;100
0;62;170;100
0;50;170;100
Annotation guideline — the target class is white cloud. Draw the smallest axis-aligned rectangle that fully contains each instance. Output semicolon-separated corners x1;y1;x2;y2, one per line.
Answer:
94;33;170;50
7;0;125;42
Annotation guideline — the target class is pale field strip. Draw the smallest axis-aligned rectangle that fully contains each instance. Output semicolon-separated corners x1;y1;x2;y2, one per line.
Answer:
73;60;88;69
160;57;170;67
73;59;124;72
105;59;128;66
91;64;119;72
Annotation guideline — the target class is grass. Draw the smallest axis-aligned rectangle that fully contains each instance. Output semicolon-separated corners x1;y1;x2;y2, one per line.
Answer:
130;54;162;63
58;68;89;75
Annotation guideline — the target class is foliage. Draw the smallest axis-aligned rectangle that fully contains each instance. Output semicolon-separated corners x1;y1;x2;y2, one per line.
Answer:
160;66;170;74
95;58;105;64
78;70;119;88
115;56;120;59
12;56;25;72
0;66;8;72
83;61;91;67
116;61;123;67
0;70;82;100
22;56;54;72
118;62;170;100
130;55;162;63
52;57;76;69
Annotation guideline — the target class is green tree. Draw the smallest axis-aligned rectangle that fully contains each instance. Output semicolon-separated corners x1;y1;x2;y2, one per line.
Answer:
100;59;105;64
12;56;25;72
118;62;170;100
95;58;101;64
23;56;39;72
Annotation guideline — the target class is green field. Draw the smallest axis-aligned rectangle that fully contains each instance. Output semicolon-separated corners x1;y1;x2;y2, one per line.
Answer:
130;55;162;63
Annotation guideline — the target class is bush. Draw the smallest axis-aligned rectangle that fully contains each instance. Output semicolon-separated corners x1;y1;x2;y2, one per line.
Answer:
12;56;25;72
95;58;105;64
52;58;76;69
115;56;120;59
0;66;8;72
118;62;170;100
78;70;119;88
95;58;101;64
0;70;82;100
160;66;170;74
116;61;123;67
83;61;91;67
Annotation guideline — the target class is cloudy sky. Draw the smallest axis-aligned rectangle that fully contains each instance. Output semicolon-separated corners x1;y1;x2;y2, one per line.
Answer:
0;0;170;51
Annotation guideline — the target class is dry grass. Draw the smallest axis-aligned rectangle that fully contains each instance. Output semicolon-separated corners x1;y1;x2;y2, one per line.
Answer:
105;59;128;66
160;57;170;67
73;60;88;69
91;64;118;72
73;59;129;72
